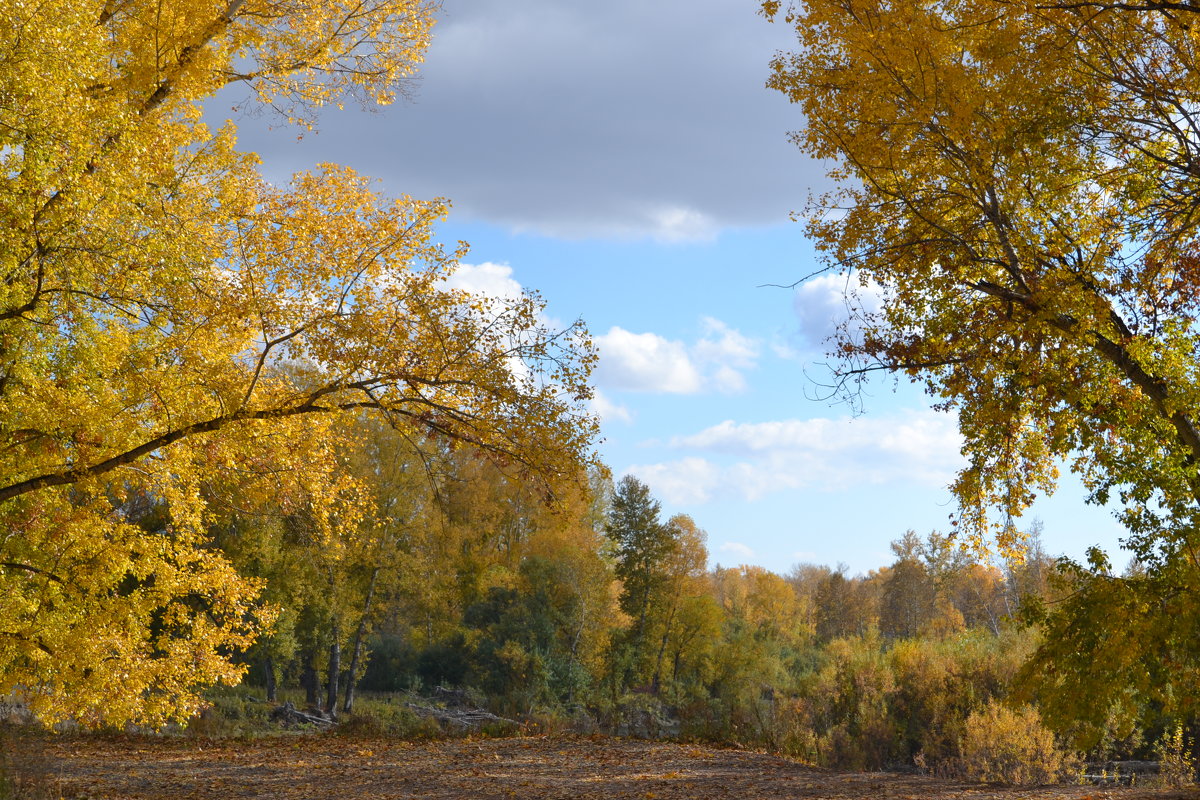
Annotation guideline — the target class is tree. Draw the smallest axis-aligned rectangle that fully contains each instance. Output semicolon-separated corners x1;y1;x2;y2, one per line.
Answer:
606;477;671;659
647;514;713;694
763;0;1200;549
0;0;597;727
879;558;935;640
763;0;1200;717
605;476;685;691
813;567;878;641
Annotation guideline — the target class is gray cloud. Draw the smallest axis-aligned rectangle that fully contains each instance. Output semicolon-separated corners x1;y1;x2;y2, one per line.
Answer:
217;0;825;240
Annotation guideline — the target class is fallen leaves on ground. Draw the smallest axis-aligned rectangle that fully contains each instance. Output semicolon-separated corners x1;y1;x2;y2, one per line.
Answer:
11;734;1197;800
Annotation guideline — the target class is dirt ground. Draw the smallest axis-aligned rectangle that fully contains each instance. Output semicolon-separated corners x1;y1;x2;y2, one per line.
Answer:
12;734;1200;800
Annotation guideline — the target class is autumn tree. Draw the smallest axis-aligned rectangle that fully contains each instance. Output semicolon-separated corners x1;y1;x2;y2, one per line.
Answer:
0;0;597;727
763;0;1200;715
762;0;1200;544
813;567;879;641
647;514;716;695
879;559;935;640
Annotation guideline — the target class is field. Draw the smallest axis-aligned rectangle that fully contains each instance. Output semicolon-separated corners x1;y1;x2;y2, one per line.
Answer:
10;735;1194;800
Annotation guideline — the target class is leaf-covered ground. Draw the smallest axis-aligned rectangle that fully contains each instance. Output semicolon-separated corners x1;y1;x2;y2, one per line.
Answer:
21;735;1197;800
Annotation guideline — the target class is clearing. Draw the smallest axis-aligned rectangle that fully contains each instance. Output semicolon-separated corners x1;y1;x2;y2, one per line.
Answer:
17;735;1196;799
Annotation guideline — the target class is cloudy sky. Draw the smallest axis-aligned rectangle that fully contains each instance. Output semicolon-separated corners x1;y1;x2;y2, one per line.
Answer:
222;0;1129;574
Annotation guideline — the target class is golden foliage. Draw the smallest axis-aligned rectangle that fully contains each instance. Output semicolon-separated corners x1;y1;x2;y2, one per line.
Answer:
0;0;596;726
957;701;1072;786
763;0;1200;556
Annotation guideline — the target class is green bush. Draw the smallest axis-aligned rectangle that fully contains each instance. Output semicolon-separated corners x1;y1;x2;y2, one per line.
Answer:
185;685;276;738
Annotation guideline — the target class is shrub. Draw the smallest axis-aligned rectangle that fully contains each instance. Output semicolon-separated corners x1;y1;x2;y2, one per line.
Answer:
957;701;1074;785
335;700;439;739
185;685;275;738
1153;724;1196;788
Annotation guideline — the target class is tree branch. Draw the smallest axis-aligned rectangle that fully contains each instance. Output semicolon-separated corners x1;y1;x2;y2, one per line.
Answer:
0;562;65;584
968;279;1200;465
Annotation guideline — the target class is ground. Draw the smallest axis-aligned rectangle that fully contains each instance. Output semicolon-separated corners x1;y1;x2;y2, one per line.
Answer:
14;735;1198;799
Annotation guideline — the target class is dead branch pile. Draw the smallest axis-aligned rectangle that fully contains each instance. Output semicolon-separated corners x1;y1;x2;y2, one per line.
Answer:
404;701;517;730
269;701;335;728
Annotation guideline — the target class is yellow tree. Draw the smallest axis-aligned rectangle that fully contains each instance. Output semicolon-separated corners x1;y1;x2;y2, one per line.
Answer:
0;0;597;726
647;514;716;695
763;0;1200;547
763;0;1200;722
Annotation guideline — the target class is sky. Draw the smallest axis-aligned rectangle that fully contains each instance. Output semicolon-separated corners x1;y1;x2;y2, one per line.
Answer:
218;0;1131;576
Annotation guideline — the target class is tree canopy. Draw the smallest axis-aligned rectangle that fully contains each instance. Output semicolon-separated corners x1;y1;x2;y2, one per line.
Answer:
0;0;597;726
763;0;1200;550
763;0;1200;716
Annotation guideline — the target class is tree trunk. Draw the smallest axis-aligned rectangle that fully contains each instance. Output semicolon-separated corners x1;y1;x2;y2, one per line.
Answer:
264;655;277;702
343;567;380;715
302;650;320;707
326;621;341;719
651;599;678;695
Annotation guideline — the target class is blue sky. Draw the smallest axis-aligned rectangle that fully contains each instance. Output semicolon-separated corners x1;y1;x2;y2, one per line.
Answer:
222;0;1130;575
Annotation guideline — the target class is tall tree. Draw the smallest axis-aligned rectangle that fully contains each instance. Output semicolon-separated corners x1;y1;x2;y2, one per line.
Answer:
648;514;712;694
0;0;597;727
605;476;674;686
763;0;1200;717
763;0;1200;551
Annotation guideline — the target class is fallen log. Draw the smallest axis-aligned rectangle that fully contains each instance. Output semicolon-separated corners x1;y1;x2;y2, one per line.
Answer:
404;702;517;730
270;701;335;728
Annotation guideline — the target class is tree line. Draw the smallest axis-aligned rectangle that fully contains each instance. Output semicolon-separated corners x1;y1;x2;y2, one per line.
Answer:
203;422;1190;773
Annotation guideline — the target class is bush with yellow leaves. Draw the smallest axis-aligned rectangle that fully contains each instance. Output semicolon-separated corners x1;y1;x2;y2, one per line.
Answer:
957;701;1075;785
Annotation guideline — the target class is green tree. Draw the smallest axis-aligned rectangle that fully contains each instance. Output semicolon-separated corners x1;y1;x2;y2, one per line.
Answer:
606;475;674;684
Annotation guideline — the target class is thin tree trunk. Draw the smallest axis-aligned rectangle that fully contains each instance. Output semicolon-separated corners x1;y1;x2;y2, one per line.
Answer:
651;598;678;695
343;567;380;715
264;655;277;702
302;650;319;707
326;620;341;719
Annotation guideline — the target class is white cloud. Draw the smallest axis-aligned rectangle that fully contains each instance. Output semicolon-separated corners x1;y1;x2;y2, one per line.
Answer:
590;389;633;424
595;327;704;394
624;458;720;505
595;318;761;395
444;260;567;331
695;317;757;368
631;408;963;505
442;261;564;386
792;273;884;350
445;261;524;300
710;365;747;394
645;206;720;243
769;334;802;362
719;541;756;560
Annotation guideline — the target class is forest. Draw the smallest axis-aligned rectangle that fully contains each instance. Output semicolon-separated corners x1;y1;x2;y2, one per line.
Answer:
186;464;1195;784
6;0;1200;794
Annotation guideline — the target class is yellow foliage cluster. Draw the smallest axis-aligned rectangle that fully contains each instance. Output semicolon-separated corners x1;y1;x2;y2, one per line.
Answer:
0;0;596;726
957;701;1073;786
762;0;1200;557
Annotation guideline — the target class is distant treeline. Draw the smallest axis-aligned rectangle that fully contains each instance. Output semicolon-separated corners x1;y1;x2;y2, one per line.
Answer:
189;416;1195;776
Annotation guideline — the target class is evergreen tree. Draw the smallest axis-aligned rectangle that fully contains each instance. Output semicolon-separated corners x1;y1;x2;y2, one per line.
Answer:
606;476;674;685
